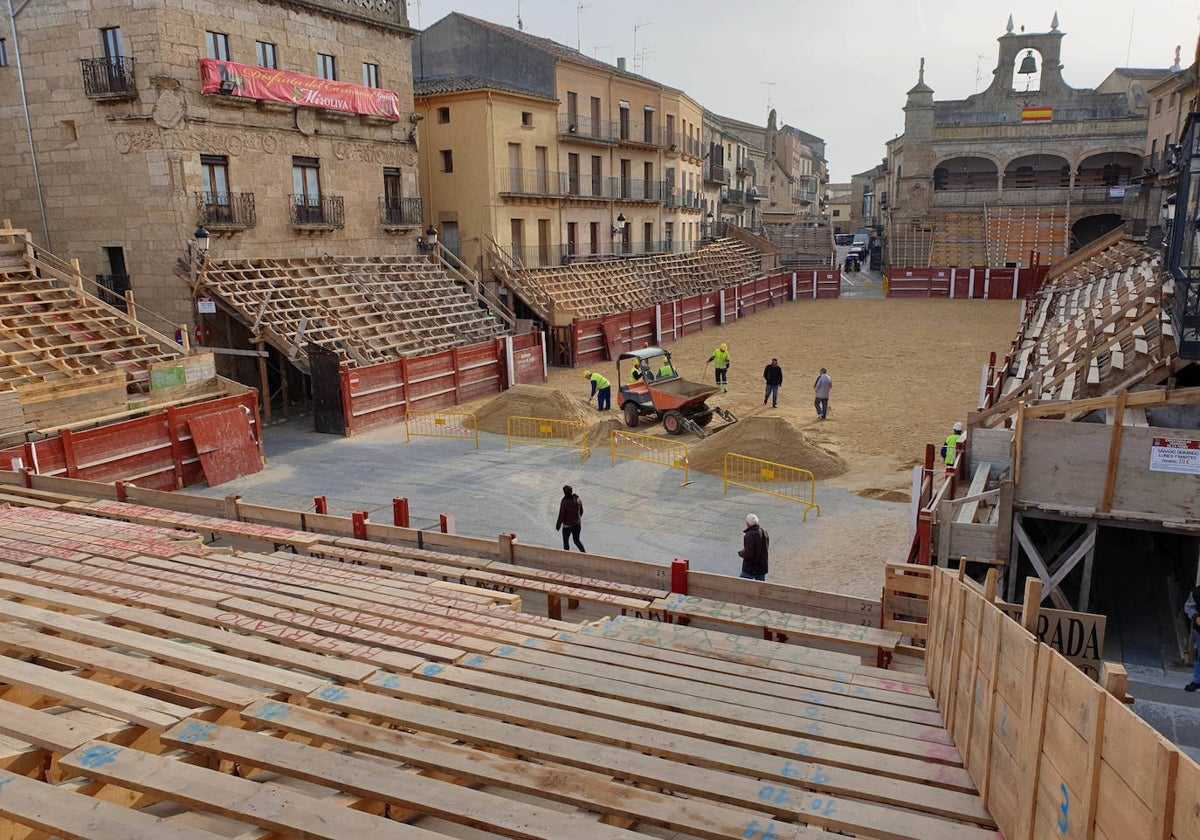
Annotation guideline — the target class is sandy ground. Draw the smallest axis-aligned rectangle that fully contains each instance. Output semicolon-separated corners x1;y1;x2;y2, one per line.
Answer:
459;297;1020;590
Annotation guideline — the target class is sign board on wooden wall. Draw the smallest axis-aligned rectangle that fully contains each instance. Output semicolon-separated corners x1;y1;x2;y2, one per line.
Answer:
997;602;1106;680
1149;437;1200;475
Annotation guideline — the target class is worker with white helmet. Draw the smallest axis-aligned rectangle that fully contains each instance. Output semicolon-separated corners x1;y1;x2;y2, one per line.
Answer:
942;421;966;467
737;513;769;581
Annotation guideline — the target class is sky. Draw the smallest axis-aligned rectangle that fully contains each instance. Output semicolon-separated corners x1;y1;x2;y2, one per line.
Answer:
410;0;1200;181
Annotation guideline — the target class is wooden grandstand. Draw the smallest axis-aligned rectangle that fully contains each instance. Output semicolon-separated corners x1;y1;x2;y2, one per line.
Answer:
0;478;1000;840
928;211;987;268
761;223;836;267
490;237;765;323
195;253;512;369
981;232;1169;422
984;206;1068;268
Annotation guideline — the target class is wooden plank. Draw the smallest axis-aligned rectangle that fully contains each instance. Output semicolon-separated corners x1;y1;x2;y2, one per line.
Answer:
0;654;191;730
652;594;902;652
318;681;998;840
0;767;229;840
0;622;265;710
236;698;797;840
161;720;696;840
58;741;433;840
0;699;125;753
1101;390;1127;513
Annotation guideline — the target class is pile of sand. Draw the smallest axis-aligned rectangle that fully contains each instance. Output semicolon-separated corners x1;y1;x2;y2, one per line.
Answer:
686;416;848;479
471;384;597;435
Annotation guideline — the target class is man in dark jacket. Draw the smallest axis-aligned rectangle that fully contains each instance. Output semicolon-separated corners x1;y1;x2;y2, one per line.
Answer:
762;358;783;408
555;485;585;552
737;513;769;580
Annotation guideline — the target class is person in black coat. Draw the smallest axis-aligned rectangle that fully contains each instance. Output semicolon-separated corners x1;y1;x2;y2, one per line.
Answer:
555;485;585;552
762;358;783;408
738;513;769;581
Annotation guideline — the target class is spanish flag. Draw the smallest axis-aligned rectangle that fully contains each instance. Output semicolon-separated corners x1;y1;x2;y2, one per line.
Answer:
1021;107;1053;122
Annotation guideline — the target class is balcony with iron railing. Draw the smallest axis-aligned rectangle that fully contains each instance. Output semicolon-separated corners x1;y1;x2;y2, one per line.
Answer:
558;114;618;144
613;179;667;203
196;192;257;230
795;188;818;204
705;163;730;185
665;189;703;210
289;195;345;229
736;159;755;177
380;195;422;227
723;189;746;207
617;121;663;148
565;174;615;201
81;56;137;100
499;168;568;198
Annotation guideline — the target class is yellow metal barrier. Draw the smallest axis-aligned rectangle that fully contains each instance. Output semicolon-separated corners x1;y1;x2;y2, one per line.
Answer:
723;452;820;520
506;416;591;461
610;430;690;486
404;410;479;449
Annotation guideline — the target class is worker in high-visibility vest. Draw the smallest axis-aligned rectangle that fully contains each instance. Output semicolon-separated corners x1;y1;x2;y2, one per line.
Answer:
942;422;965;466
658;361;676;378
707;343;730;391
584;370;611;411
628;360;648;384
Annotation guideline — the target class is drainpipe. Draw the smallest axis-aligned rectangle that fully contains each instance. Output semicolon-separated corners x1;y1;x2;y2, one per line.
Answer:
8;0;51;250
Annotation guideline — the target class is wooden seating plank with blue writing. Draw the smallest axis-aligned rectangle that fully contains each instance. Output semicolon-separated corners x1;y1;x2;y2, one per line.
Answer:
0;699;127;754
652;594;903;653
0;767;229;840
0;652;190;730
0;595;331;694
0;623;264;710
160;719;701;840
57;740;435;840
564;620;938;711
322;681;998;840
236;698;824;840
506;636;942;726
404;650;959;763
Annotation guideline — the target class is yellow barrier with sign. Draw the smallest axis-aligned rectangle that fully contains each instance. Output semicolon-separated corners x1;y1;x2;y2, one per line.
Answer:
404;410;479;449
610;430;690;486
723;452;820;520
506;416;591;461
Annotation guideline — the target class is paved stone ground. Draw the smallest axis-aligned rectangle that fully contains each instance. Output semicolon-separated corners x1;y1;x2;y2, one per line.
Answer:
186;418;903;585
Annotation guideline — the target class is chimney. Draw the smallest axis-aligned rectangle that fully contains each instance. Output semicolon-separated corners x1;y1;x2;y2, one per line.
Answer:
617;57;626;72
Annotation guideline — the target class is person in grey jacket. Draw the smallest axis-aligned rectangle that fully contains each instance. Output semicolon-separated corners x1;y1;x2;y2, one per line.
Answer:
1185;584;1200;691
813;368;832;420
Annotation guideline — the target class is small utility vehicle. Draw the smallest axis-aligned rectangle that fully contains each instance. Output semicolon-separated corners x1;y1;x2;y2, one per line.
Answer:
616;347;737;437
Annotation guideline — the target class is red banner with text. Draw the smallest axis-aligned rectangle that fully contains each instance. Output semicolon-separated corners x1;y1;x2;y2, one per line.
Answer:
199;59;401;120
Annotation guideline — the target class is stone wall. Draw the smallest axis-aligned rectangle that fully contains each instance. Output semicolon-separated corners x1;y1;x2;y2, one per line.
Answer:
1;0;418;326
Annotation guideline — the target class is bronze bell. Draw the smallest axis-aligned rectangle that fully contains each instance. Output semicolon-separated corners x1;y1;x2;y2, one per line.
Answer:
1017;50;1038;75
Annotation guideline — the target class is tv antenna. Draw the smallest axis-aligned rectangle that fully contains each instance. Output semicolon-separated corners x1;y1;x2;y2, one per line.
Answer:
762;81;776;112
516;0;523;31
633;22;651;72
576;2;590;51
636;46;655;74
974;54;986;93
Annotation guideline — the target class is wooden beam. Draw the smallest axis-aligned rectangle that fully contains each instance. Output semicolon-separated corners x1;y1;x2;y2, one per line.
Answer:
1101;389;1126;514
1021;576;1043;635
255;341;271;426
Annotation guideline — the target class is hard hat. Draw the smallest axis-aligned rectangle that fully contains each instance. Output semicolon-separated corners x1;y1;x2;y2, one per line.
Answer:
746;513;759;526
720;343;727;351
953;422;964;433
583;370;591;379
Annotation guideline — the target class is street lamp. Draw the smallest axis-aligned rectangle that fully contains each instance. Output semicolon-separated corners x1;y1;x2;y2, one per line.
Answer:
425;225;438;247
610;213;626;236
193;225;211;255
190;225;211;286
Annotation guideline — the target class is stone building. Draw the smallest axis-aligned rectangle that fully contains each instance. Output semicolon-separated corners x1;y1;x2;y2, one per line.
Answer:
884;15;1169;269
702;112;769;231
413;13;707;285
0;0;420;328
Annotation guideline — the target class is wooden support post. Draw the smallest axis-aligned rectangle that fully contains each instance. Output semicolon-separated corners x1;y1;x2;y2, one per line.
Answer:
125;290;139;330
352;511;368;540
1101;390;1127;513
983;567;998;602
498;533;516;563
1079;523;1098;612
392;497;409;528
256;341;271;425
180;323;191;354
438;513;455;534
224;494;242;521
1100;662;1130;703
313;496;327;515
547;593;562;621
1021;577;1043;636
